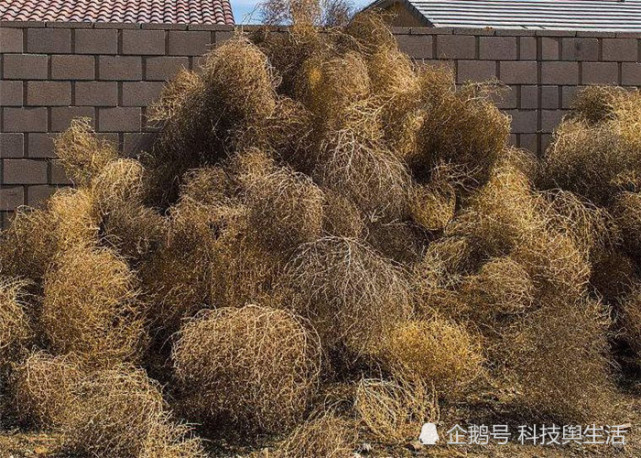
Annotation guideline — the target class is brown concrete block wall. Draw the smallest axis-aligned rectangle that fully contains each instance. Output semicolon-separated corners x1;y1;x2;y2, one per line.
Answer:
400;27;641;157
2;22;641;225
1;22;232;224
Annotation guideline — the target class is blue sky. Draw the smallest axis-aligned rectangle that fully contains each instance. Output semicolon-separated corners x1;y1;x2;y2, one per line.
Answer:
232;0;372;25
232;0;263;24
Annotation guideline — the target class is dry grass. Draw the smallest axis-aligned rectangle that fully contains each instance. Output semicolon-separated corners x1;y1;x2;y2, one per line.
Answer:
459;256;535;319
12;352;84;428
47;187;101;250
621;286;641;360
208;213;284;311
148;68;205;126
139;196;229;335
407;156;610;426
243;97;317;173
261;0;321;27
178;165;237;206
409;181;455;232
240;152;325;252
345;11;398;55
100;202;166;262
53;118;118;187
4;12;641;456
274;411;356;458
454;257;537;367
146;38;278;205
281;237;412;355
543;87;641;206
0;279;33;367
60;367;167;458
252;25;325;99
382;101;424;161
378;69;446;166
571;85;629;124
295;51;371;130
505;297;615;422
538;189;617;260
91;158;145;208
172;305;322;433
447;164;544;259
411;236;478;317
176;160;287;311
413;81;510;188
590;249;638;302
511;229;591;301
418;236;478;281
141;246;212;338
613;191;641;258
314;128;411;221
260;0;353;27
367;46;416;98
321;189;365;238
144;69;207;204
363;44;423;161
0;207;57;282
42;246;146;367
13;354;200;458
201;37;278;130
0;188;100;283
228;145;276;178
355;376;437;445
365;219;425;264
542;119;624;205
496;146;540;182
141;185;279;337
378;318;485;399
139;420;207;458
90;158;165;261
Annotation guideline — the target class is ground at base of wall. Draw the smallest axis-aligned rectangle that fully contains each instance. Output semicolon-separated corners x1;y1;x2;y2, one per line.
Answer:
1;433;638;458
1;389;639;458
0;432;64;457
2;422;639;457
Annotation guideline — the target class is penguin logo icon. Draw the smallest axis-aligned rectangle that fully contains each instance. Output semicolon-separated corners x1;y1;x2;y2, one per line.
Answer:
419;422;439;445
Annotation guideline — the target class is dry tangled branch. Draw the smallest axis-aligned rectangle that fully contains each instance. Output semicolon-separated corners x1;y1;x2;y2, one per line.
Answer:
613;191;641;258
281;237;412;355
274;411;356;458
42;246;147;367
620;286;641;363
379;318;485;399
12;352;84;428
139;419;207;458
414;80;511;188
321;189;365;238
54;118;119;187
0;278;33;367
296;52;371;130
505;297;614;422
173;305;322;433
241;154;325;251
543;87;641;205
458;256;535;319
314;128;411;221
0;187;100;283
60;367;168;458
355;376;437;445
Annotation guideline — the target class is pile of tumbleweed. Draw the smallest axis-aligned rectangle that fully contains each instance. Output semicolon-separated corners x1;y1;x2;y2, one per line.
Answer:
1;12;640;457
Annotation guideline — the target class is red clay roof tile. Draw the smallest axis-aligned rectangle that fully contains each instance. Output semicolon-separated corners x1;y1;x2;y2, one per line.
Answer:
0;0;234;25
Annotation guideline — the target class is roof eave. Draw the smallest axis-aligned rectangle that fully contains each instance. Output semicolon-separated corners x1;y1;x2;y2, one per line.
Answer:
362;0;434;27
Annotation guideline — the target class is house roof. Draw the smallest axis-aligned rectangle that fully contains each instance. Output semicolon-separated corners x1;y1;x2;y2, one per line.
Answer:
0;0;234;25
370;0;641;31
